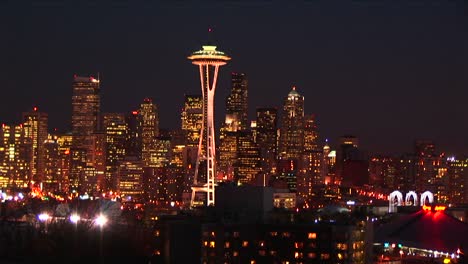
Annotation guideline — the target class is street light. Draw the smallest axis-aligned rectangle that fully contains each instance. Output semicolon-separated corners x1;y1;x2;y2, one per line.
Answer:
95;214;108;227
69;214;80;224
38;213;50;222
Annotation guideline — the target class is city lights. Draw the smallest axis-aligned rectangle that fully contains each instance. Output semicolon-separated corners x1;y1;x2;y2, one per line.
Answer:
94;215;108;227
69;214;80;224
38;213;50;222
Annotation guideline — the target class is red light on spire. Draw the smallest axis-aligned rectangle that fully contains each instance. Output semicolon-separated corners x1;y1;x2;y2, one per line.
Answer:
208;28;212;32
33;106;38;111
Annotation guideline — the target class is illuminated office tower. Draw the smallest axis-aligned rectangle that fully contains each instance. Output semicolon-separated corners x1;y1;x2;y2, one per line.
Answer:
103;113;128;190
139;98;159;167
446;156;468;204
125;110;142;158
256;108;278;174
152;136;171;168
22;107;48;184
188;43;230;206
218;129;237;181
43;136;63;192
117;157;144;199
0;124;31;189
234;131;261;185
71;75;100;191
71;75;100;151
55;133;72;192
226;73;248;130
278;87;304;161
322;140;338;185
181;95;203;147
298;114;321;203
412;139;449;201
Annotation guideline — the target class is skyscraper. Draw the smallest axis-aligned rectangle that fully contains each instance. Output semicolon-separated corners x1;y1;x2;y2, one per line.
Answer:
256;108;278;174
103;113;128;190
279;87;304;161
22;107;48;184
139;98;159;167
71;75;100;191
71;75;100;150
0;124;31;189
181;95;203;148
298;114;321;204
234;131;261;185
125;110;142;159
188;44;230;206
226;73;248;130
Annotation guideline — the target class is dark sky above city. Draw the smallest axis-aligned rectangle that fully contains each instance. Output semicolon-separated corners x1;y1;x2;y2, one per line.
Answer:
0;1;465;155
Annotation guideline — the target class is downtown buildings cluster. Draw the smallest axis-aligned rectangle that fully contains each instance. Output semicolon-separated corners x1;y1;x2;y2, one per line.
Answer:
0;41;466;263
0;72;466;207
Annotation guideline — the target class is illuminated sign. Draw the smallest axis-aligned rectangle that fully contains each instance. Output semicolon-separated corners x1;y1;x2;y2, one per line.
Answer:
422;205;446;212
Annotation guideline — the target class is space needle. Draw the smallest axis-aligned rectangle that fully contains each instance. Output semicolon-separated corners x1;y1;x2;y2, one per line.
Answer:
188;33;231;207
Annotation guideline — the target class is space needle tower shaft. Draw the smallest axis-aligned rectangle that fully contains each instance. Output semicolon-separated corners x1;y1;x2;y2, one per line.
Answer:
188;43;230;207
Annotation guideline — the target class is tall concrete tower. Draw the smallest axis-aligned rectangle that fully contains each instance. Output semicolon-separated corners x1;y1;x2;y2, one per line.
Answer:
188;43;230;207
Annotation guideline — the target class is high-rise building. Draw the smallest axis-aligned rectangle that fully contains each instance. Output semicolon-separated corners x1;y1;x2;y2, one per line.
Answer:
43;136;60;192
54;133;73;193
181;95;203;148
188;44;230;206
22;107;48;184
298;114;321;204
414;140;441;194
125;110;142;159
256;108;278;175
71;75;100;192
103;113;128;190
139;98;159;167
71;75;100;150
226;73;248;130
0;124;31;189
234;131;262;185
117;157;144;200
279;87;304;161
446;156;468;204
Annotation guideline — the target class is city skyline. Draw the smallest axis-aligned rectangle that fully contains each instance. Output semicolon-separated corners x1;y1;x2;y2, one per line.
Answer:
0;1;464;155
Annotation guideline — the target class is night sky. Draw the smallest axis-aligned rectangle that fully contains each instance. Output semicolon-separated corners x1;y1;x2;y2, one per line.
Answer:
0;1;465;155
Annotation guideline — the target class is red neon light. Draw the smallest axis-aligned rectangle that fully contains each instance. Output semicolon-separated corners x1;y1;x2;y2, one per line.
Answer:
132;111;138;115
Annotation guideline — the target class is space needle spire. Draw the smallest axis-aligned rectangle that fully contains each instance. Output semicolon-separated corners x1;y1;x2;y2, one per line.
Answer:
188;32;231;207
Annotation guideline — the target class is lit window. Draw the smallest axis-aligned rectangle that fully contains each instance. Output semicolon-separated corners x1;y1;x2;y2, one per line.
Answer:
308;233;317;239
224;242;230;248
308;252;316;259
209;241;215;248
259;241;265;247
233;231;240;238
283;232;291;238
270;231;278;237
338;253;343;260
320;253;330;260
295;242;303;249
259;250;266;256
233;251;239;257
242;241;249;247
203;241;208;246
